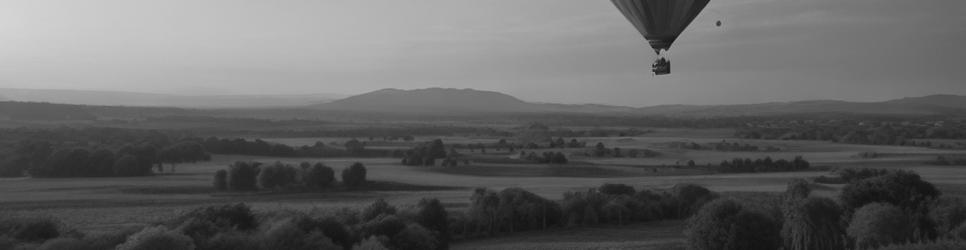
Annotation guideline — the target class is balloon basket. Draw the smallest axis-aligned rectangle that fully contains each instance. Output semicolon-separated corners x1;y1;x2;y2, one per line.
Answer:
652;57;670;75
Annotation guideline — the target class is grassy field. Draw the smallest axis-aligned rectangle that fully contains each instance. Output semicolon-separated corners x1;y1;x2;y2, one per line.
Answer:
2;130;965;248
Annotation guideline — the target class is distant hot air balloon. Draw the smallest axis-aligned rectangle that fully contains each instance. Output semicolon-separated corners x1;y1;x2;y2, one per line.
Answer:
611;0;711;75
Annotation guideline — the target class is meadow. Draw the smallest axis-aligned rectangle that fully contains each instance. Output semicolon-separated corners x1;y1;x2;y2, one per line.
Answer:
2;128;965;249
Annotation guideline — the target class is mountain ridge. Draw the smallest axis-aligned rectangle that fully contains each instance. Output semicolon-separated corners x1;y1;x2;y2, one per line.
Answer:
0;88;345;108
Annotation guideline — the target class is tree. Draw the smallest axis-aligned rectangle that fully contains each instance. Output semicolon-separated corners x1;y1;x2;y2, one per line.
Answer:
88;148;116;177
362;199;398;222
782;197;846;250
392;224;438;250
213;169;228;191
685;199;781;250
342;162;367;187
345;139;366;154
303;163;335;189
415;198;449;250
847;203;913;250
227;162;259;191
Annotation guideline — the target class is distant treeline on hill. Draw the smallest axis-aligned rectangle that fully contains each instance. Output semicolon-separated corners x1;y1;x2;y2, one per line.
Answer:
0;140;209;178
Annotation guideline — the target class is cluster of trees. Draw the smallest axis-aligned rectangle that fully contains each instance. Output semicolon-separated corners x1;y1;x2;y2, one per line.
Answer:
200;137;393;158
449;183;716;239
400;139;450;167
0;200;452;250
673;140;782;152
736;119;966;146
686;169;966;250
718;156;811;173
215;161;368;192
520;151;568;164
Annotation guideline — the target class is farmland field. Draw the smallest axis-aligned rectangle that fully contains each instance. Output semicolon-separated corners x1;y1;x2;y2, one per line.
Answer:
2;129;965;249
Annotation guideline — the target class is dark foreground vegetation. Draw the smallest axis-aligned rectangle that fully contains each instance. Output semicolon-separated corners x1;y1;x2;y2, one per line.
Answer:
4;167;966;250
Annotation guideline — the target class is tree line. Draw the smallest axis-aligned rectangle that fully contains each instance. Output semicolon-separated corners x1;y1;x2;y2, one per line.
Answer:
198;137;397;158
214;161;369;192
717;156;811;173
1;140;209;178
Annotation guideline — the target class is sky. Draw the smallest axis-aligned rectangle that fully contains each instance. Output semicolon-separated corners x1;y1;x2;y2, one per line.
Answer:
1;0;964;107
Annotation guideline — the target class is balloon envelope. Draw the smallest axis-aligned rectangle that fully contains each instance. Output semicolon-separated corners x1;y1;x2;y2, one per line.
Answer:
612;0;710;54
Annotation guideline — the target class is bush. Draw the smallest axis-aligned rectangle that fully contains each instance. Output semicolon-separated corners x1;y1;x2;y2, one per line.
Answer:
848;203;913;250
0;217;61;242
37;237;91;250
116;226;195;250
304;163;335;189
782;197;846;250
599;183;636;196
392;224;438;250
227;162;259;191
685;199;781;250
342;162;367;187
213;170;228;191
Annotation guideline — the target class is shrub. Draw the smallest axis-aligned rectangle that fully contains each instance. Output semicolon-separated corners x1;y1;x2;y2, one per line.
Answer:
353;236;390;250
392;224;438;250
37;237;91;250
599;183;636;196
116;226;195;250
847;203;913;250
304;163;335;189
0;217;61;242
782;197;846;250
213;169;228;191
685;199;781;250
362;199;397;222
342;162;367;187
227;162;259;191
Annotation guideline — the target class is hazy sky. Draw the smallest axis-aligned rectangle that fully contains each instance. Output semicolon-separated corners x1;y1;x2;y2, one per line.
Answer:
1;0;964;106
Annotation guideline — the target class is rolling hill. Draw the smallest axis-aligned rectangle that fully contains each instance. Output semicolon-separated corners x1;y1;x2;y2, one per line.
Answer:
312;88;634;113
312;88;966;117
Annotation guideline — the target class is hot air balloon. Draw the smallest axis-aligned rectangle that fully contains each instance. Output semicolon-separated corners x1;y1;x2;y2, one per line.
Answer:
612;0;710;75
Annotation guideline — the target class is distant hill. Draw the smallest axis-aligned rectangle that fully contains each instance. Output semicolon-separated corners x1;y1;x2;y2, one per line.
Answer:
312;88;633;113
314;88;966;117
0;88;345;108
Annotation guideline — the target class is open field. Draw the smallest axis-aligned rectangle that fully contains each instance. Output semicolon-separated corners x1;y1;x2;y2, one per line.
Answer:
2;129;966;248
